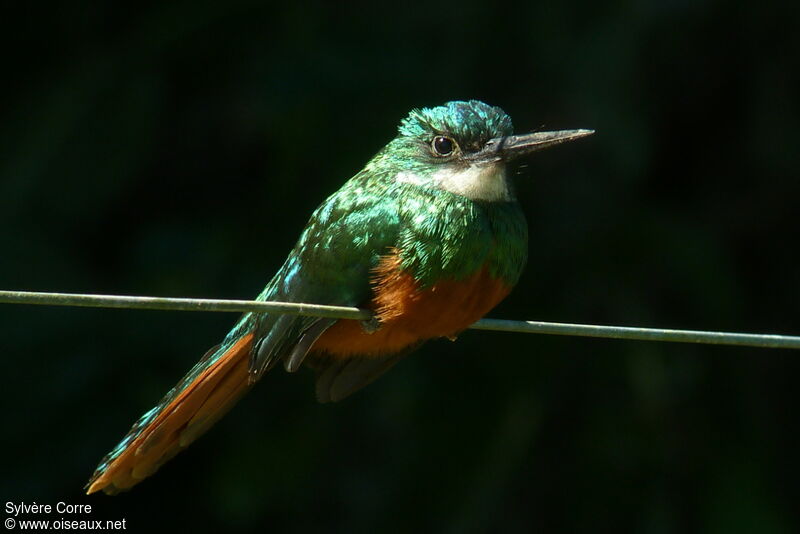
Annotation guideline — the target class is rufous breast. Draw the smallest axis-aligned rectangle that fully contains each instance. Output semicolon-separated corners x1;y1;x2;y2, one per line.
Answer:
312;252;512;358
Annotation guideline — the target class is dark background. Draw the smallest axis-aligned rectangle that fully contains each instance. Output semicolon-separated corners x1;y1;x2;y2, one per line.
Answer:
2;2;798;532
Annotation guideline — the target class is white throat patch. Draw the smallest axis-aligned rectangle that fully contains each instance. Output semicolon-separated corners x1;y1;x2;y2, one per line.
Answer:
432;163;510;201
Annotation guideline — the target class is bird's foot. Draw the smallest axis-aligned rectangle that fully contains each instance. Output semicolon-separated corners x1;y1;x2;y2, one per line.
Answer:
360;316;382;334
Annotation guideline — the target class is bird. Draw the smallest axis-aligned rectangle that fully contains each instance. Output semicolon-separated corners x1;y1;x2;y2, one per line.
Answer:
85;100;593;495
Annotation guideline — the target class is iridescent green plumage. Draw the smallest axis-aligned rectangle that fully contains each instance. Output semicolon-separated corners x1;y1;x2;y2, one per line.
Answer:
248;100;527;373
87;100;592;494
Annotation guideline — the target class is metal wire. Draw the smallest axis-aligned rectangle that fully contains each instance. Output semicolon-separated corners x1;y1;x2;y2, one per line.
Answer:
1;289;798;350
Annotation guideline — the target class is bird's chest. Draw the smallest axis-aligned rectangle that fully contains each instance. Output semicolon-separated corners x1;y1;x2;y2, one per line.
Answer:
311;258;512;358
312;199;526;358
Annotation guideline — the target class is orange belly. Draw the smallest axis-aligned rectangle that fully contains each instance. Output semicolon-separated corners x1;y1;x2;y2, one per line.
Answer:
312;254;512;358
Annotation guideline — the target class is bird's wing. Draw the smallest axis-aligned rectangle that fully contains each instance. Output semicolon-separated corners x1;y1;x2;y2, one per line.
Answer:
248;176;402;380
87;177;407;493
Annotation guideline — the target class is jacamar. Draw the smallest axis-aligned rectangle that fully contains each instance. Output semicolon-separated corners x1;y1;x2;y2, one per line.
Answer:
86;100;592;494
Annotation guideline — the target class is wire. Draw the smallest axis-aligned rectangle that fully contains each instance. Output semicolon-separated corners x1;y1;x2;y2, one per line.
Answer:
1;289;798;350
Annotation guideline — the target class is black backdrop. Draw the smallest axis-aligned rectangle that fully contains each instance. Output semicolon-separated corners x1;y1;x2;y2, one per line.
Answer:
2;2;799;532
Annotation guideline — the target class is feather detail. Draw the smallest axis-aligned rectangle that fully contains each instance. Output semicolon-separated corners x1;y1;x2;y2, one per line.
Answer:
85;333;254;495
311;250;512;358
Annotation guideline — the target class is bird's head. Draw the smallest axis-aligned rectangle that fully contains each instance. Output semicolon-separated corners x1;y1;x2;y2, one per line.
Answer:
374;100;592;202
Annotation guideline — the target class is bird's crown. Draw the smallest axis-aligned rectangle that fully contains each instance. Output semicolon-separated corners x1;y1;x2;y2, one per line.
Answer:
398;100;513;153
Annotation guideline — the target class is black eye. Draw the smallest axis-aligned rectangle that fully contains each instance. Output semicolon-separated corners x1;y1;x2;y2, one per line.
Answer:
432;136;456;156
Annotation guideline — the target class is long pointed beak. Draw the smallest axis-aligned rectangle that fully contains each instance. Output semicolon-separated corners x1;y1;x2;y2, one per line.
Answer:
473;129;594;162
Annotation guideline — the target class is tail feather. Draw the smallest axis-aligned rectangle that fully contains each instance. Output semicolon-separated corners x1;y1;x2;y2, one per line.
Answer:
180;351;252;446
86;333;254;495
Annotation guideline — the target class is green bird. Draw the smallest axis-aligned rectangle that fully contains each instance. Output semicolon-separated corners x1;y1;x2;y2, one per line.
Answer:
86;100;593;494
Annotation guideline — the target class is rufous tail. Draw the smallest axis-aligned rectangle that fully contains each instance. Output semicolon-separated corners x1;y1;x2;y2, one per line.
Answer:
86;333;254;495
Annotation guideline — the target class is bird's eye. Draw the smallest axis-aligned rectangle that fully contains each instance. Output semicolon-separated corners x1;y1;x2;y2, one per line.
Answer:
431;136;456;157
